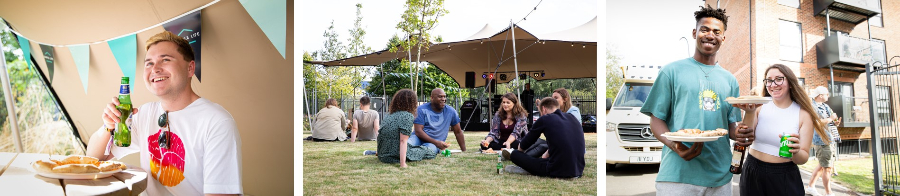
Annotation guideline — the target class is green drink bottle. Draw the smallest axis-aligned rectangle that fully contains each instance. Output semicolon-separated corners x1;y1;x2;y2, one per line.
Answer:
497;153;503;174
114;77;132;147
779;133;792;158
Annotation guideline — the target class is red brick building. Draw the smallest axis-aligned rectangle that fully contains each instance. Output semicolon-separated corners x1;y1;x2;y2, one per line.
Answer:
706;0;898;147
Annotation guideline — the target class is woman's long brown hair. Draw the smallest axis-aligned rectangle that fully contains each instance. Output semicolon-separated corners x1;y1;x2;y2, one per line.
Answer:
497;93;527;121
553;88;573;112
763;64;829;145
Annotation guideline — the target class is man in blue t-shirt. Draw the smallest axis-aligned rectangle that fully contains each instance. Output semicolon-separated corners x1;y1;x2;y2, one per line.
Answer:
639;5;757;195
412;88;467;154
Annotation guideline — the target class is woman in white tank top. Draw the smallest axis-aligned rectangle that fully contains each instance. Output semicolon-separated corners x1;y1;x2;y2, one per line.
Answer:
733;64;830;195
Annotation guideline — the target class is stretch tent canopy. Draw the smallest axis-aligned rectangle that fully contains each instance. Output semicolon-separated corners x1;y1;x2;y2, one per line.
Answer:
322;16;598;88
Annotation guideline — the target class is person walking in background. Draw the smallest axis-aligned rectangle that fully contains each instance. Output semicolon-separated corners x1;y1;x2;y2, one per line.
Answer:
736;64;830;196
806;86;840;196
350;96;379;142
376;89;436;167
311;98;349;141
481;93;529;151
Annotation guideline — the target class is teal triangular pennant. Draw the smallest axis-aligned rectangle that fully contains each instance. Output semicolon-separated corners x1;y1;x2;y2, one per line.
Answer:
69;45;91;94
239;0;286;58
15;35;32;69
107;34;137;89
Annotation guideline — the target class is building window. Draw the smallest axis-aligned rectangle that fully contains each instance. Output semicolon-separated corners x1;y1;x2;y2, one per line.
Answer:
798;78;806;88
872;39;887;66
778;0;800;8
875;86;893;125
829;82;853;98
779;20;803;62
869;0;883;27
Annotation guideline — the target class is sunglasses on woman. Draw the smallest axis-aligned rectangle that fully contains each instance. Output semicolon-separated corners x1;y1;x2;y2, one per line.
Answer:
158;111;170;149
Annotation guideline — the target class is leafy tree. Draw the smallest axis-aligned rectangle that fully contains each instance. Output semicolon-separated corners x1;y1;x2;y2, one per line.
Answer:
367;35;466;99
312;21;366;99
606;47;624;98
395;0;448;93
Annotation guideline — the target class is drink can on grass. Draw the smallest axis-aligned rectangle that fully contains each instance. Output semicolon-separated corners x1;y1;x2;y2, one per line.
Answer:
779;133;792;158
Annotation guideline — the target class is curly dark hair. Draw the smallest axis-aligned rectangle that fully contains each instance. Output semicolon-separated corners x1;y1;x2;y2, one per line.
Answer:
497;93;528;121
694;4;729;31
389;89;418;115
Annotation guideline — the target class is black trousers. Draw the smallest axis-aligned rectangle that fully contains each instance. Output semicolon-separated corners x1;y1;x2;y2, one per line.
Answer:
740;154;804;196
481;140;519;150
521;139;549;158
509;150;549;177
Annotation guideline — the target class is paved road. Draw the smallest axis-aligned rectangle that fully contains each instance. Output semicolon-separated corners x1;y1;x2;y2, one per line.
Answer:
606;164;859;195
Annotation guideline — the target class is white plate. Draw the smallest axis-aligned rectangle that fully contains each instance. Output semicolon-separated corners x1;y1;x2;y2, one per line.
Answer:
725;97;772;104
662;135;723;142
31;168;122;180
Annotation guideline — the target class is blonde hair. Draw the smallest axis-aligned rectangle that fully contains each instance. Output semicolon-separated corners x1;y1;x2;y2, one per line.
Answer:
553;88;573;112
146;31;195;61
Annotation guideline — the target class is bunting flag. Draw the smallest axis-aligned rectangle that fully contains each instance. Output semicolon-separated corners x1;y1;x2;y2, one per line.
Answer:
163;11;202;82
239;0;286;59
39;44;55;83
15;35;32;69
108;34;136;89
69;45;91;94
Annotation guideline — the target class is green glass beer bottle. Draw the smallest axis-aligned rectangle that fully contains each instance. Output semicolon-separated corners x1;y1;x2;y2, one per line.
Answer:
114;77;132;147
497;153;503;174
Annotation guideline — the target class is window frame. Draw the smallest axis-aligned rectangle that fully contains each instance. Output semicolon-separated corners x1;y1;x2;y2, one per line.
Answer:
779;20;804;63
778;0;800;8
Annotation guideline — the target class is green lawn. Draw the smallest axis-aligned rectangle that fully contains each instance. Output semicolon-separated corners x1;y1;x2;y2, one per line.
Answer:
799;157;875;195
302;131;598;195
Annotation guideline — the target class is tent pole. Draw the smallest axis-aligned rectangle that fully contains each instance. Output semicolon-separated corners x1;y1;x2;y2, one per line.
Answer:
511;20;520;98
0;39;23;153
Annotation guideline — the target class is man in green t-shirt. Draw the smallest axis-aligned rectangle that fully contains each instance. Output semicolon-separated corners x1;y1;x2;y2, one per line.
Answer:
639;5;756;195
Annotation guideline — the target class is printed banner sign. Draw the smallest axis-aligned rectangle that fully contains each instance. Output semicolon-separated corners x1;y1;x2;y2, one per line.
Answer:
163;11;202;82
39;44;55;83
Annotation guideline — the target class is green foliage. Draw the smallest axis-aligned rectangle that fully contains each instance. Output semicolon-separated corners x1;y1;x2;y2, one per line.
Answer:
0;18;82;154
366;35;467;98
606;47;624;98
395;0;448;93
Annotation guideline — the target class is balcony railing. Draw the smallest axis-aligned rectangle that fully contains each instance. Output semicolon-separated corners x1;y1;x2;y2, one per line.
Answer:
816;33;882;72
827;96;869;127
814;0;881;24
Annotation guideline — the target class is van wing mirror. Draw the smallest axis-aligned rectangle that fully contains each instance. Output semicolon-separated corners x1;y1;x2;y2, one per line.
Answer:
606;98;613;110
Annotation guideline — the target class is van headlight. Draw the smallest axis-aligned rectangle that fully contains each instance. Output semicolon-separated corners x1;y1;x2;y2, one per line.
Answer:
606;122;618;132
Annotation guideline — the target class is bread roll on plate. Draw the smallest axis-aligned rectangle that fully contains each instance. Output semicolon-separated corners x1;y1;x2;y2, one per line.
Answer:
52;164;101;173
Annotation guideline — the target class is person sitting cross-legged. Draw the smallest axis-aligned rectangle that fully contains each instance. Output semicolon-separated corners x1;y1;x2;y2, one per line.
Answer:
505;97;585;178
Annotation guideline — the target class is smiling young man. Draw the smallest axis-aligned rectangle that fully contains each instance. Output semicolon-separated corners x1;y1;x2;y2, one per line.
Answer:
639;5;755;195
87;31;242;196
410;88;467;154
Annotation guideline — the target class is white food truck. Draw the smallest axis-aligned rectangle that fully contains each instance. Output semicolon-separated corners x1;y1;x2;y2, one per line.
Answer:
606;65;663;170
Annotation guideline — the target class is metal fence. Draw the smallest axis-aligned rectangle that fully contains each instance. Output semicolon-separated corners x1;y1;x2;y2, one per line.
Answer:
302;91;598;131
867;60;900;195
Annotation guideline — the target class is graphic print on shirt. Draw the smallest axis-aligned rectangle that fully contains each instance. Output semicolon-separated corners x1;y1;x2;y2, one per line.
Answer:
149;129;186;187
698;81;720;112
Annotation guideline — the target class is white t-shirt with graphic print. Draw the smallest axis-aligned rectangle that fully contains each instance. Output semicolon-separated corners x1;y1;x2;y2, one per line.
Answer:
109;98;242;195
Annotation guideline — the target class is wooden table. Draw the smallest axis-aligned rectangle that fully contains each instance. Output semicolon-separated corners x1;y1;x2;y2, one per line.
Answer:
0;153;147;196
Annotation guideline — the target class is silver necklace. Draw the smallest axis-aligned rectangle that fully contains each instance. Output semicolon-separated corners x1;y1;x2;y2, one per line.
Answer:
696;63;711;78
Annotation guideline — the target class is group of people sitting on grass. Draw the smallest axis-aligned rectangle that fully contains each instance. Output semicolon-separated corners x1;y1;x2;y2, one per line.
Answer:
310;86;586;178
